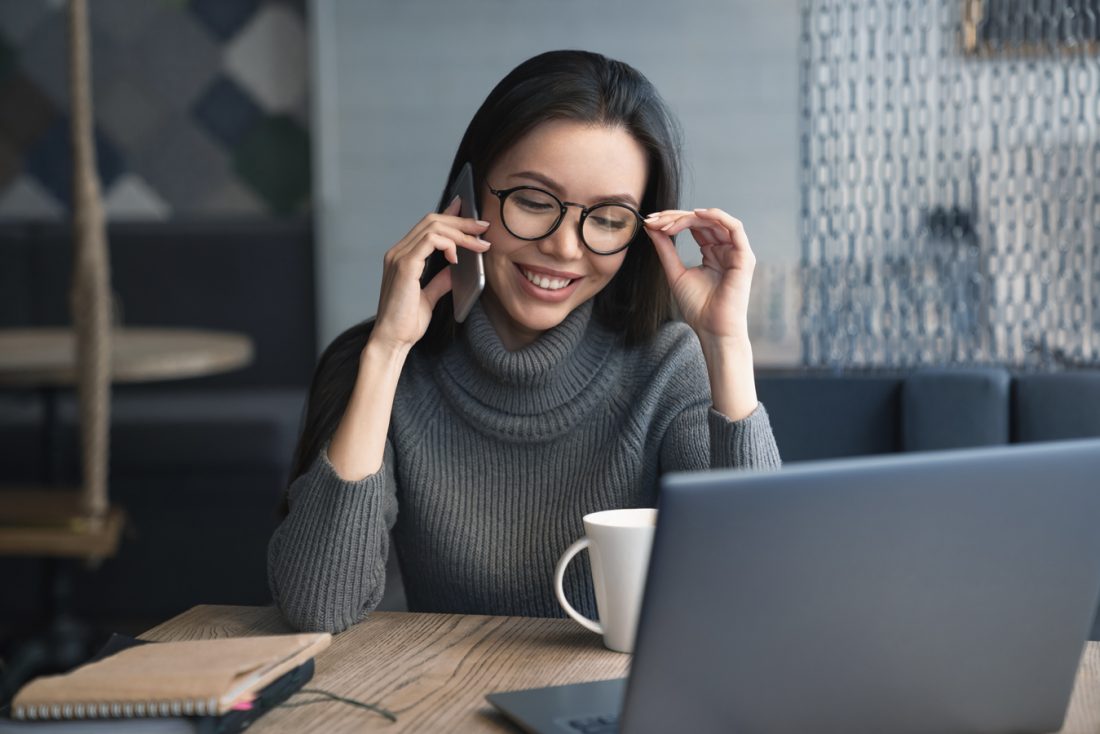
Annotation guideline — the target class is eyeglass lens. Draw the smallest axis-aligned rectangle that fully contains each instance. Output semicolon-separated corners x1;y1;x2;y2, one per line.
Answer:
501;188;638;254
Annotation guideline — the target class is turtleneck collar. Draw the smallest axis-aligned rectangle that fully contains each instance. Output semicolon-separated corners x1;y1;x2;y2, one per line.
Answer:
432;299;622;438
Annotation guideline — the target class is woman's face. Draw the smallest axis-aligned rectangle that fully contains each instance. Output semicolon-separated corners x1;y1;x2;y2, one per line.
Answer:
478;119;648;351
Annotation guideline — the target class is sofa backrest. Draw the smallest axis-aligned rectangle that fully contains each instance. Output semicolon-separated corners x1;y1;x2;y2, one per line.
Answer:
900;368;1011;451
1014;373;1100;443
756;373;903;461
758;367;1014;462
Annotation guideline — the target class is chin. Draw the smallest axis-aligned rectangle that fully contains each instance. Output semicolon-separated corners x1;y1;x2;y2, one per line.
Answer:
508;302;575;332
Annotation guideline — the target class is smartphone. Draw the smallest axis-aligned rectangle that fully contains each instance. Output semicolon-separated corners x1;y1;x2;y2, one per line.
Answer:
446;162;485;323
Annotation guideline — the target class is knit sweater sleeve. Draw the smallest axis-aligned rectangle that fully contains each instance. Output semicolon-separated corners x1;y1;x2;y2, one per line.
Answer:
661;402;782;472
706;403;782;469
653;325;782;473
267;440;399;633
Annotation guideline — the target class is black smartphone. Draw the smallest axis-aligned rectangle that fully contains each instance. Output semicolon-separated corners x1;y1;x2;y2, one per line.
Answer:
445;162;485;323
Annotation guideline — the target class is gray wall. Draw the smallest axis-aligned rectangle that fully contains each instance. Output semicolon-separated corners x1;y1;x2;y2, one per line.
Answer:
309;0;800;350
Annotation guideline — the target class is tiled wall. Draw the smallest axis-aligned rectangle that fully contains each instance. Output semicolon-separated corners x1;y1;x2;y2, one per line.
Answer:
0;0;310;220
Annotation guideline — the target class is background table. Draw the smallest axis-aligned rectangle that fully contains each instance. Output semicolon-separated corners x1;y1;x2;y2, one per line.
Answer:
0;327;254;388
141;605;1100;734
0;325;254;554
0;326;254;483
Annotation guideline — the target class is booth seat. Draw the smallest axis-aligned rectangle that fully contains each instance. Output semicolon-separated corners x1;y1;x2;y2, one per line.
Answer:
1013;373;1100;443
756;367;1012;461
757;367;1100;461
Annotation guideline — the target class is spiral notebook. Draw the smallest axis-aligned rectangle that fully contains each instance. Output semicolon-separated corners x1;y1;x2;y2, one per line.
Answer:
9;633;330;722
0;657;313;733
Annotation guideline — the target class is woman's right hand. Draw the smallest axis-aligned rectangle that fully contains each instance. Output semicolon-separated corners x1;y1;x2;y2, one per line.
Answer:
368;196;492;353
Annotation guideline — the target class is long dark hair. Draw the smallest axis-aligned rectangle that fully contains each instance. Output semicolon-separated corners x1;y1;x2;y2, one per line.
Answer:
282;50;683;508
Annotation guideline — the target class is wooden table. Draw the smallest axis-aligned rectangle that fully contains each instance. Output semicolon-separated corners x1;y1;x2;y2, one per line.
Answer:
142;605;629;733
142;605;1100;734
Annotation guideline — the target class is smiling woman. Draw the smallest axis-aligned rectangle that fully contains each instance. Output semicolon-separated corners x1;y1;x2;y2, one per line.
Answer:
477;120;647;349
267;50;782;634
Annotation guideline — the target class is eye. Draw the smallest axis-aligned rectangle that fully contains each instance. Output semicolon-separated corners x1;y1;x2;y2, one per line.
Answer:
514;195;555;212
589;215;630;231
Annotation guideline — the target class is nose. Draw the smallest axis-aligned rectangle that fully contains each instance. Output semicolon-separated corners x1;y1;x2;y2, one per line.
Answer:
537;203;585;261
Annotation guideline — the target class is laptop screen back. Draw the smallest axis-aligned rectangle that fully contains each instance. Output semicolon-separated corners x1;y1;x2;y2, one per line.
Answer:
623;439;1100;734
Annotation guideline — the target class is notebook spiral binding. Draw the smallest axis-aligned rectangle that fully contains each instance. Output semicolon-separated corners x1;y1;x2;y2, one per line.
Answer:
14;696;219;720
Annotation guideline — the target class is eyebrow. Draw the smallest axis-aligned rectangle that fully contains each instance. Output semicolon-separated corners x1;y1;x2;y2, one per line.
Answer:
507;170;641;209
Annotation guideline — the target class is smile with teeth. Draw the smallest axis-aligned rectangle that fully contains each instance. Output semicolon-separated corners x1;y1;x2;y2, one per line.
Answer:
520;266;575;291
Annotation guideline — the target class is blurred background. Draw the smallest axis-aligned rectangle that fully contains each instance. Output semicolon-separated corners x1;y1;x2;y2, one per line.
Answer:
0;0;800;696
5;0;1100;704
0;0;803;361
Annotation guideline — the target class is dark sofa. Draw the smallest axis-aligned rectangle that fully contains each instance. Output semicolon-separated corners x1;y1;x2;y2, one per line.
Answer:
757;367;1100;461
0;221;316;628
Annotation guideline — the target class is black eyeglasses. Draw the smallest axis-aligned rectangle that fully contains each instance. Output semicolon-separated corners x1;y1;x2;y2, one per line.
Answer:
488;185;644;255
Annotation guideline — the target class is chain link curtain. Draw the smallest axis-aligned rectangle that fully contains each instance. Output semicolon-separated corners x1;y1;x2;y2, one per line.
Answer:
800;0;1100;368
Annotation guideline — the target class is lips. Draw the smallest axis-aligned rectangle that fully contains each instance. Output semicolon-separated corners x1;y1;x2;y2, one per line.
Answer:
513;263;582;302
520;266;573;291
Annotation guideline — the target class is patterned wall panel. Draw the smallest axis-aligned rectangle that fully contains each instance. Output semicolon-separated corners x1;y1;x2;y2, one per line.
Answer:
0;0;310;220
800;0;1100;368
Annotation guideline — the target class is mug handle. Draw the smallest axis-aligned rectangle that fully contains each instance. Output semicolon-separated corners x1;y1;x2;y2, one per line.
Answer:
554;537;603;635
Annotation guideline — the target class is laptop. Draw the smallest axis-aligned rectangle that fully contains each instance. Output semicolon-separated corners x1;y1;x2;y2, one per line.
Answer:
487;439;1100;734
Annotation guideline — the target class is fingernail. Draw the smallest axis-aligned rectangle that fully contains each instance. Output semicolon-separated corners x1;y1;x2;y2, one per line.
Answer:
477;238;491;246
449;195;461;208
645;212;661;219
476;220;490;227
693;208;709;213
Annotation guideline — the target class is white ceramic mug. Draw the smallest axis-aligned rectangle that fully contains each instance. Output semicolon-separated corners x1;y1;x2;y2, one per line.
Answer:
554;508;657;653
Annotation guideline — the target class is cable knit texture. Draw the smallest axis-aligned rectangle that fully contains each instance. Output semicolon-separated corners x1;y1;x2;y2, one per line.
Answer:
268;300;782;632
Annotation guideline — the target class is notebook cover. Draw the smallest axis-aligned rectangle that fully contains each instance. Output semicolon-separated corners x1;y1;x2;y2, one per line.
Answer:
10;633;328;720
1;636;315;734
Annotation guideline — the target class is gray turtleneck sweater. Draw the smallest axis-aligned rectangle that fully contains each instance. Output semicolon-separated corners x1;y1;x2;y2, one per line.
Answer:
268;301;782;633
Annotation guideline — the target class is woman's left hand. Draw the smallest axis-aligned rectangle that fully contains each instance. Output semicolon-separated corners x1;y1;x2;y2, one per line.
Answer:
643;208;756;343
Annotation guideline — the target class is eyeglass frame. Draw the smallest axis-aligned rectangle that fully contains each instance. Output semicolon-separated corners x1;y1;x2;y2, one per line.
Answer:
487;184;646;256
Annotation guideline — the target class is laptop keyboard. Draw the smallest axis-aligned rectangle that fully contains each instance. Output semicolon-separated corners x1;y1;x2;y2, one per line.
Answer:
564;713;619;733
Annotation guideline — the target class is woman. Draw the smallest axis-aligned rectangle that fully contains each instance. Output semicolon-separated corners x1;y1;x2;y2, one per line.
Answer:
269;50;782;633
